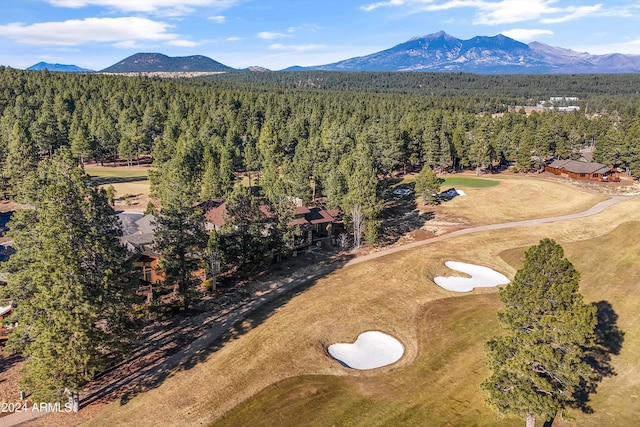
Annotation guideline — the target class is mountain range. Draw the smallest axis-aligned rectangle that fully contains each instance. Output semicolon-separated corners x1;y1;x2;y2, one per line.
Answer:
100;53;233;73
290;31;640;73
25;31;640;74
27;62;94;73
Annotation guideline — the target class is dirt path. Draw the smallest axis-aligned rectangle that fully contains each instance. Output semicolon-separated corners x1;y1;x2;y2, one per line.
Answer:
8;194;635;426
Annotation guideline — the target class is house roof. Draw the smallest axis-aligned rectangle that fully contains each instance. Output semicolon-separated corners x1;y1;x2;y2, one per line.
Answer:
199;199;276;228
287;206;338;227
135;214;156;235
121;232;155;253
294;206;311;215
0;305;13;317
307;207;336;225
547;159;612;174
198;200;226;227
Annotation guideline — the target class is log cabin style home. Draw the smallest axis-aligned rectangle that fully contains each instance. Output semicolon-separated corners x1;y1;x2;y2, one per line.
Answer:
544;159;620;182
199;200;342;250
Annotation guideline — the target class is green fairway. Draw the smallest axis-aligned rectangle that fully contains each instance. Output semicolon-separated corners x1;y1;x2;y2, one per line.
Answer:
86;167;149;179
400;174;499;188
441;176;500;188
85;165;150;186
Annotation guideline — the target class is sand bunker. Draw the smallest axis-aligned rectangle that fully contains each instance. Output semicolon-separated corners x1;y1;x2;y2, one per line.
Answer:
434;261;510;292
328;331;404;370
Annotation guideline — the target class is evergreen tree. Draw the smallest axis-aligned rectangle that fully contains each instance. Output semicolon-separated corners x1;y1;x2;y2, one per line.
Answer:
3;121;39;198
220;185;269;273
482;239;597;427
154;156;207;309
342;148;381;247
1;148;136;411
414;164;442;205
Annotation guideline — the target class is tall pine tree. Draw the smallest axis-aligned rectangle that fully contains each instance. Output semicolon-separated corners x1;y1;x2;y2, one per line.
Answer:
414;164;442;205
482;239;597;427
154;154;207;309
1;148;136;411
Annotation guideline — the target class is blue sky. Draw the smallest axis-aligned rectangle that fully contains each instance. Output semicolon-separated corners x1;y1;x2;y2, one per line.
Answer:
1;0;639;70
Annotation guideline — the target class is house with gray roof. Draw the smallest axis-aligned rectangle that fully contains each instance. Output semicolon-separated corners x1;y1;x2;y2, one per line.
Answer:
544;159;620;182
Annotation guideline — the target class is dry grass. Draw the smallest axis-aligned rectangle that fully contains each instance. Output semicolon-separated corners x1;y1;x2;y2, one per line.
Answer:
433;175;608;225
83;164;155;213
80;185;640;427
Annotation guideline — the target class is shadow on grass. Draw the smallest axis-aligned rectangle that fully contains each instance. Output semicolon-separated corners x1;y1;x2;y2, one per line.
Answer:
79;251;354;409
90;176;149;186
572;300;624;414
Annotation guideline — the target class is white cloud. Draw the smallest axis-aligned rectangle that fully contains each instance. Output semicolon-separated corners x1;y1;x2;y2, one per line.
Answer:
360;0;606;26
360;0;407;12
269;43;326;52
208;15;226;23
226;36;243;41
0;17;177;46
258;31;289;39
540;4;602;24
573;38;640;55
46;0;240;14
286;24;322;33
113;40;142;49
165;39;201;47
500;28;553;41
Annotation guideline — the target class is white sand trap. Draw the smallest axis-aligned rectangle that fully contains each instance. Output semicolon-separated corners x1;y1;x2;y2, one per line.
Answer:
434;261;510;292
328;331;404;370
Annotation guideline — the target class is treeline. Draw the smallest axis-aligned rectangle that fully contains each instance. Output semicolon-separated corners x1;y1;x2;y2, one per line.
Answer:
1;67;640;233
205;71;640;113
2;66;640;250
2;67;640;205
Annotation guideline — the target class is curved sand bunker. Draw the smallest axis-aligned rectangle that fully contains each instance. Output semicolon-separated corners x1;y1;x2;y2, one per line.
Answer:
434;261;510;292
328;331;404;370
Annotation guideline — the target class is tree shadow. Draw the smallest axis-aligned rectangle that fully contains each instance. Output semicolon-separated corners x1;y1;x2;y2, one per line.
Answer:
79;251;353;409
572;300;624;414
378;181;437;246
90;176;149;186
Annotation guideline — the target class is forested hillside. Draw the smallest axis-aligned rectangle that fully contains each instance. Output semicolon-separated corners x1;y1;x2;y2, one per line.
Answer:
1;67;639;208
1;66;640;412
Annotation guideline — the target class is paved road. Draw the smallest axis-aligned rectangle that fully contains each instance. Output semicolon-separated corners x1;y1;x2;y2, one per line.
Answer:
1;194;633;426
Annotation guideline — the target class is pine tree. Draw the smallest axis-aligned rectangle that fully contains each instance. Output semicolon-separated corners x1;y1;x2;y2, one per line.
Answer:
482;239;597;427
414;164;442;205
3;121;39;198
342;148;381;247
154;155;207;309
1;148;136;411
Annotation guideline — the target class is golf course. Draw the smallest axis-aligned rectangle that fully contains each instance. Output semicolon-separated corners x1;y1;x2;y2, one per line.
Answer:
68;174;640;427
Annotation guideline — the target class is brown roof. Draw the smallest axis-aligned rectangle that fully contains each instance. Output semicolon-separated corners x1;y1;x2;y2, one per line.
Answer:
307;207;336;225
547;159;611;174
288;206;338;227
289;218;309;227
295;206;311;215
199;200;276;228
198;200;226;227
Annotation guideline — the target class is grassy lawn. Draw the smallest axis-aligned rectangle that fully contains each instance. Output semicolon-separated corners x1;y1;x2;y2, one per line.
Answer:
400;173;499;188
84;187;640;426
85;164;150;180
82;164;154;212
442;176;500;188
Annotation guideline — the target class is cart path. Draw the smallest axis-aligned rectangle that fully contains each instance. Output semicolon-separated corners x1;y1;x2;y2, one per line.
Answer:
344;195;632;267
4;194;634;426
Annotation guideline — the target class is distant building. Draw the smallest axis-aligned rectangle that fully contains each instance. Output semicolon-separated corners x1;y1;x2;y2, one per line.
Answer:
549;96;579;102
545;159;620;182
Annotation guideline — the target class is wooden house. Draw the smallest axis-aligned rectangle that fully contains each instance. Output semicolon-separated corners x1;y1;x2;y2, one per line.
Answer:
198;199;342;250
544;159;620;182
